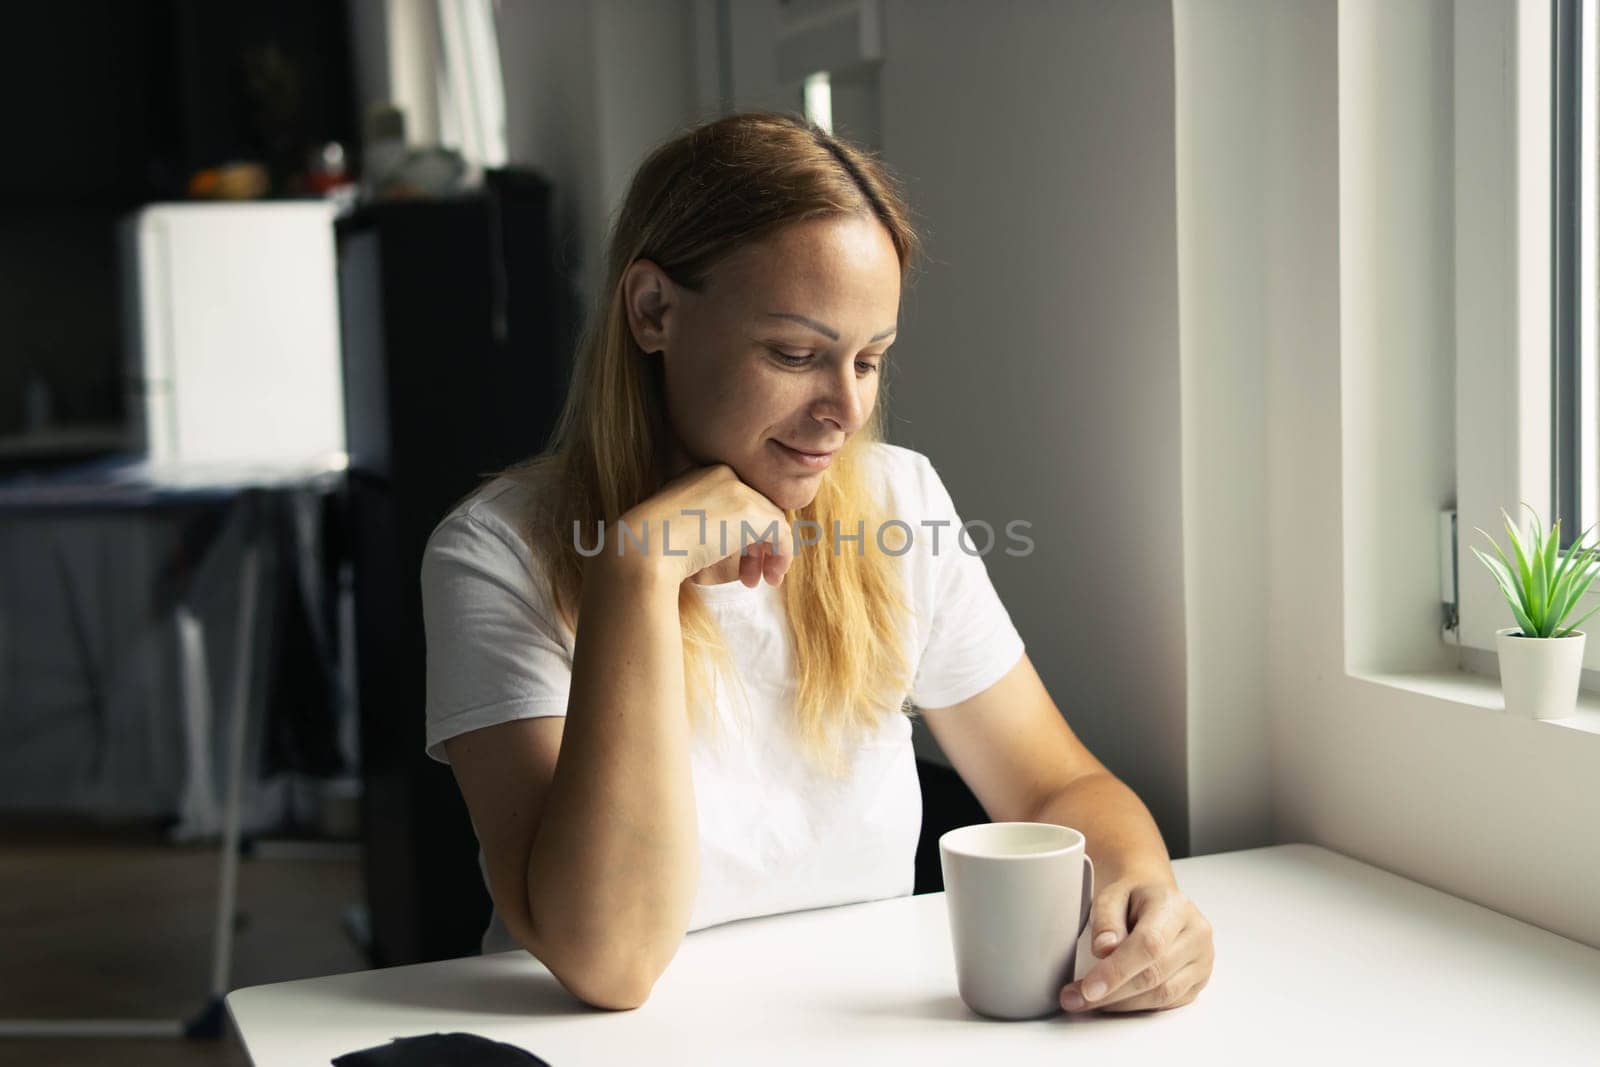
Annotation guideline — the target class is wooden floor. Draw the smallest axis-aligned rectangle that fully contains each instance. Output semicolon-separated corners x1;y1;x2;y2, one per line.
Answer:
0;819;368;1066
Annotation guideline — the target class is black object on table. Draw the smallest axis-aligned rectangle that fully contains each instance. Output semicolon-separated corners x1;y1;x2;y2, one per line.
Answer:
332;1031;554;1066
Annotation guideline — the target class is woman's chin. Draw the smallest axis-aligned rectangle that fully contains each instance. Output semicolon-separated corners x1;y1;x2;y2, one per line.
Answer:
757;471;823;511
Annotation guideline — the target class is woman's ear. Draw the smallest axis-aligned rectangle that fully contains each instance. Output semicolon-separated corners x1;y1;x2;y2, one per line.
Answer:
622;259;676;356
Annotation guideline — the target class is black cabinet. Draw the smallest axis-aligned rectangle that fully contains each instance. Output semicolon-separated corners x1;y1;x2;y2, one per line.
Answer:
336;169;578;965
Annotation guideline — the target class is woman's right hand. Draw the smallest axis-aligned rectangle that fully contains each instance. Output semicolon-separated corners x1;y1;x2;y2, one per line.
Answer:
610;464;795;588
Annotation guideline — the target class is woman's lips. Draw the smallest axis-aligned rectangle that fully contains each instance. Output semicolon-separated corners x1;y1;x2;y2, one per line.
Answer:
772;440;836;470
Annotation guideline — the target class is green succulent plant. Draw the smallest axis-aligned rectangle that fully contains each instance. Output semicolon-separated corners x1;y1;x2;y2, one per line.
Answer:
1471;504;1600;638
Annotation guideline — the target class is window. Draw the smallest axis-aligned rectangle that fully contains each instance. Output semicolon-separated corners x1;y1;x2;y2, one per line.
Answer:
1452;0;1600;671
385;0;506;170
1552;0;1596;549
803;71;834;133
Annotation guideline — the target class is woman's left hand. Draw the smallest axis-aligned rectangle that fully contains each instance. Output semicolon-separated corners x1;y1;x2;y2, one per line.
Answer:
1059;876;1214;1014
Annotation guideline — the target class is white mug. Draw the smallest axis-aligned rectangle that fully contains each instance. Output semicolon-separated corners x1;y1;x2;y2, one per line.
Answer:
938;822;1095;1020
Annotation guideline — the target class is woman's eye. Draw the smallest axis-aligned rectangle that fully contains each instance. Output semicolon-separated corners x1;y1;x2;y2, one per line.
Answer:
768;347;882;376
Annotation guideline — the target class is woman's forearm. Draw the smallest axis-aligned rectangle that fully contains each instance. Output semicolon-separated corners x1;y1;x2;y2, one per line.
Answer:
1031;772;1176;888
524;552;699;1007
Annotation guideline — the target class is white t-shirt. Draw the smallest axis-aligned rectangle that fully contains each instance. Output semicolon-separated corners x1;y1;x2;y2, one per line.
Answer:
420;442;1025;953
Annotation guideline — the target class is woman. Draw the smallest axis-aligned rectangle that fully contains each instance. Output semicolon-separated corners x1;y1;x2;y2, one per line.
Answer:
421;111;1214;1013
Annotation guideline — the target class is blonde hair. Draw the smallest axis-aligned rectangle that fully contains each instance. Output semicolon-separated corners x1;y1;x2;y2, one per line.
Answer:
499;111;922;778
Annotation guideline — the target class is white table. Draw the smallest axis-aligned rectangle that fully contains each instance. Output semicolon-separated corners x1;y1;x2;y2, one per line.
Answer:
227;844;1600;1065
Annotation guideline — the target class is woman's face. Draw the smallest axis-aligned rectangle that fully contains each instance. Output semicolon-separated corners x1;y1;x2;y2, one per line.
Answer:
624;214;902;511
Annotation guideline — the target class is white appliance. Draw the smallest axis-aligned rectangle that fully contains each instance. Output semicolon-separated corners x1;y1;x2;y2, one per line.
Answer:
120;201;346;466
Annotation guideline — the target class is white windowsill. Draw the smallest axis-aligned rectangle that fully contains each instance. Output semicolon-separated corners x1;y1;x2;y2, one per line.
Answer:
1354;660;1600;738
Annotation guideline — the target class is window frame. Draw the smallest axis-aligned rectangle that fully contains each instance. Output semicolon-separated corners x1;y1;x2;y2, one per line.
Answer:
1552;0;1588;551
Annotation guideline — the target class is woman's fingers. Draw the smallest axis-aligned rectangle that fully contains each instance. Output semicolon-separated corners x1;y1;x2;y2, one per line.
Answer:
763;509;794;585
1094;959;1207;1013
740;543;765;587
763;541;790;585
742;536;793;587
736;498;794;586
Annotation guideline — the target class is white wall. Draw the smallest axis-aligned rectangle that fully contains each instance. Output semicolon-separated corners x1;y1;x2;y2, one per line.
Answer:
1172;0;1274;856
496;0;600;300
495;0;701;309
590;1;704;251
1340;0;1459;676
876;0;1191;859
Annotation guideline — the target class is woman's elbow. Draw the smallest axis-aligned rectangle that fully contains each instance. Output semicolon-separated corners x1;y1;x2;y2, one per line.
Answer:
543;955;659;1011
520;932;665;1011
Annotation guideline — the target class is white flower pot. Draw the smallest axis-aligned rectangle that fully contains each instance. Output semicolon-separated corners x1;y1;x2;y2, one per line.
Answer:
1494;627;1587;720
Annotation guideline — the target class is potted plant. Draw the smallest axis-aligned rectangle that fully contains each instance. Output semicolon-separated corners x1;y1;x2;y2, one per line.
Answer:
1470;504;1600;720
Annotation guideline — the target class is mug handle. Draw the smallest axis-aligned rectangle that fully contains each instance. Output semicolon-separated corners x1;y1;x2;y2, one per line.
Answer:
1078;854;1095;937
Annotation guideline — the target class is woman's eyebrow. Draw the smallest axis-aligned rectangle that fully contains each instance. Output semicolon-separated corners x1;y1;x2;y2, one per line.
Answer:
762;311;898;343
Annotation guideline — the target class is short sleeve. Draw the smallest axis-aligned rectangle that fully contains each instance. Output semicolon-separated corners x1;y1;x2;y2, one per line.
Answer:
904;454;1026;709
420;510;574;764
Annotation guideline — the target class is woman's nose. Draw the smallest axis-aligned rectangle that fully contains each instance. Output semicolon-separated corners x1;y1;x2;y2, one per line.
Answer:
813;362;868;431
